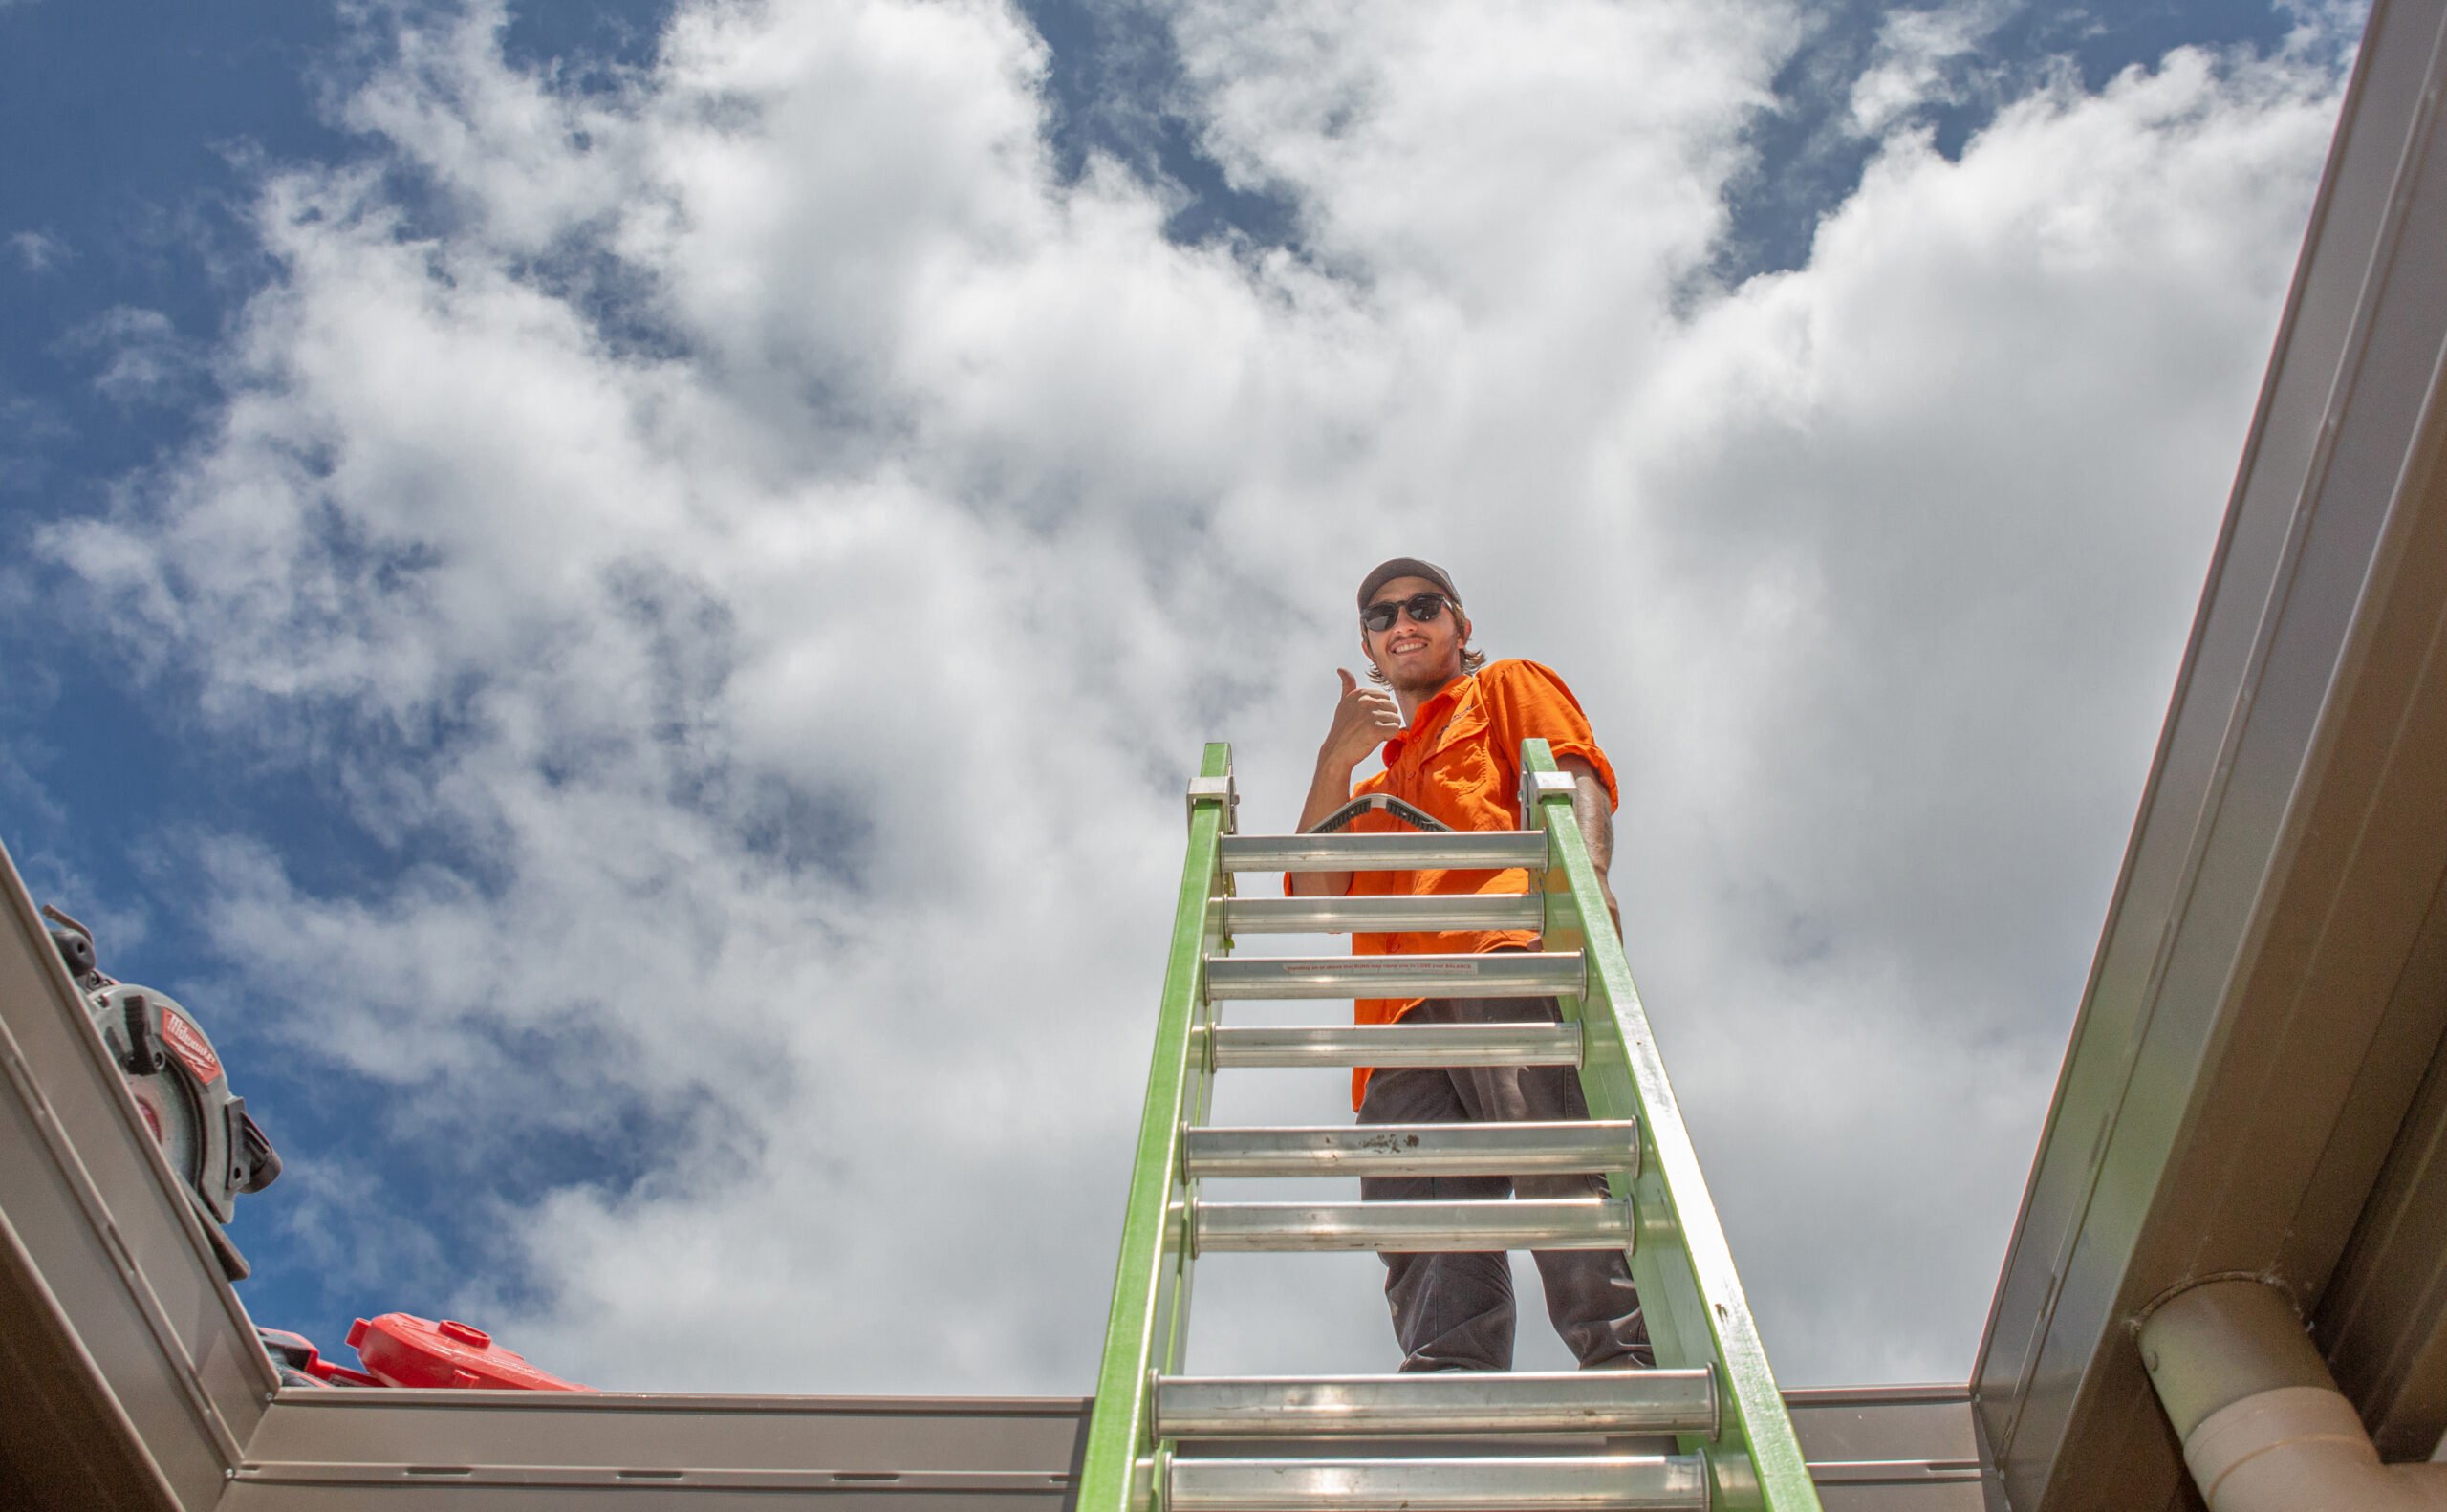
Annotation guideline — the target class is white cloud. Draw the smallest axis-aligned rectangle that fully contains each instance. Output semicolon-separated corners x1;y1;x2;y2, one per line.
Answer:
63;306;198;405
42;0;2350;1390
10;228;69;272
0;388;72;491
1847;2;2012;137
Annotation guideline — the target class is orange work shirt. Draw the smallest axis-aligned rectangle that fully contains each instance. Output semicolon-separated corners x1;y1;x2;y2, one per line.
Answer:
1310;659;1618;1109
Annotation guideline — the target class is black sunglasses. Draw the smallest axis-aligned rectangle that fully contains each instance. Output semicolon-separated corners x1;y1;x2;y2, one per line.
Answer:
1361;592;1454;632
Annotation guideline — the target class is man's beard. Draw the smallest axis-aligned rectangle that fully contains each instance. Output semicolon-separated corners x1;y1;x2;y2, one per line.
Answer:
1385;655;1463;701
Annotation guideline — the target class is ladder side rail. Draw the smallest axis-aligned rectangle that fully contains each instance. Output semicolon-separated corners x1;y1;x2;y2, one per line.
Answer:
1520;739;1823;1512
1076;744;1234;1512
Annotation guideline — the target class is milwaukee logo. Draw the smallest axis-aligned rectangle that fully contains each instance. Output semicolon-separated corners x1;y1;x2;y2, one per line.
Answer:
157;1008;224;1086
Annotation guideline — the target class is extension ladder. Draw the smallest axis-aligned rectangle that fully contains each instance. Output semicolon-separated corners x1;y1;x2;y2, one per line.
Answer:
1076;740;1823;1512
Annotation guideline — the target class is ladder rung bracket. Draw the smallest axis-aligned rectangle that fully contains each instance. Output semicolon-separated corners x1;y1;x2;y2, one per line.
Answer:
1153;1368;1716;1438
1194;1198;1633;1253
1204;1024;1580;1069
1165;1453;1710;1511
1206;952;1585;1002
1184;1121;1638;1178
1222;894;1548;934
1222;832;1549;874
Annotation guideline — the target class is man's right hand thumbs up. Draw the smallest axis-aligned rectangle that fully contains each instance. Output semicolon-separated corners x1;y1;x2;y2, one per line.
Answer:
1321;666;1403;774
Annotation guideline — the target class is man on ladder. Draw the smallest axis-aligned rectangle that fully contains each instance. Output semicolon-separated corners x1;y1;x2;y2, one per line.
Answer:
1295;556;1653;1373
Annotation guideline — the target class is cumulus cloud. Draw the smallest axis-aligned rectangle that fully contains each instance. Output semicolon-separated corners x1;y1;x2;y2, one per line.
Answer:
42;0;2351;1389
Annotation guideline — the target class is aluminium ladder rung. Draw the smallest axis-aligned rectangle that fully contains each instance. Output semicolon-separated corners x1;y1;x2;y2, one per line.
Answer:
1222;832;1548;875
1165;1453;1709;1511
1194;1197;1633;1253
1223;894;1547;934
1184;1121;1638;1178
1207;951;1585;1001
1153;1368;1716;1437
1205;1024;1581;1069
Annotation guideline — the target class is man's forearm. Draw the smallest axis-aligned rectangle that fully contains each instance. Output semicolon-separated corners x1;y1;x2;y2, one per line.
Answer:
1290;756;1358;896
1558;756;1622;937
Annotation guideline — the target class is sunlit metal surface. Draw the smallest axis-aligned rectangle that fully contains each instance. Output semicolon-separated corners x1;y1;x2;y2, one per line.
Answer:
1205;951;1585;1001
1193;1197;1634;1253
1184;1121;1637;1178
1153;1370;1715;1438
1204;1023;1581;1069
1224;894;1548;934
1165;1453;1709;1511
1220;832;1548;875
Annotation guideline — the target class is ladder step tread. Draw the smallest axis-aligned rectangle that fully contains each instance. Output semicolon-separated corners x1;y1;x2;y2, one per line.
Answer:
1222;832;1549;875
1206;1024;1580;1069
1207;952;1585;1001
1185;1122;1639;1177
1166;1453;1709;1511
1224;894;1547;934
1195;1198;1633;1253
1154;1369;1715;1438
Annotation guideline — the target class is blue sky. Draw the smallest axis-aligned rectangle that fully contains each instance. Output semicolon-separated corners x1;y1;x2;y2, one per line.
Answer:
1;0;2358;1389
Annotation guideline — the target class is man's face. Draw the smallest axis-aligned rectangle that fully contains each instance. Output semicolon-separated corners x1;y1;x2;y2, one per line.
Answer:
1362;574;1469;695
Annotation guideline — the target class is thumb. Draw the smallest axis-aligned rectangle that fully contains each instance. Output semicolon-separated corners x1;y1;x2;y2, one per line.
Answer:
1337;667;1358;696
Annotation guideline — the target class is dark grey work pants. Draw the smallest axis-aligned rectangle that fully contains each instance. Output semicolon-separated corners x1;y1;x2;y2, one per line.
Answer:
1357;992;1654;1372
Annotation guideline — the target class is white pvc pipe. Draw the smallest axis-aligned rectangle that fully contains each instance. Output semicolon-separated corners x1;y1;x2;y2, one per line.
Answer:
2140;1281;2447;1512
2186;1385;2447;1511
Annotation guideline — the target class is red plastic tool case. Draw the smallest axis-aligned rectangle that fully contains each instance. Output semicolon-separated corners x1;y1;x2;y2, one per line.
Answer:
347;1312;589;1391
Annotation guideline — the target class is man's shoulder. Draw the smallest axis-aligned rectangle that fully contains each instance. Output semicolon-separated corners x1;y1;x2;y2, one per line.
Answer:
1475;659;1582;699
1471;660;1600;747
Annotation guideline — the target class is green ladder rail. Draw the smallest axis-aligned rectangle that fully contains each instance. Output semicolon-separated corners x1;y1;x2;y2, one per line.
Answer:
1077;740;1822;1512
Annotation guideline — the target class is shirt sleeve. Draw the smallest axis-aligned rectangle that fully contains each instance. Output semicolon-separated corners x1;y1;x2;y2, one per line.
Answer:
1482;660;1618;810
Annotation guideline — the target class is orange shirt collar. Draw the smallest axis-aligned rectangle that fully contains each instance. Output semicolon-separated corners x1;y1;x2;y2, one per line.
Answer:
1380;672;1476;766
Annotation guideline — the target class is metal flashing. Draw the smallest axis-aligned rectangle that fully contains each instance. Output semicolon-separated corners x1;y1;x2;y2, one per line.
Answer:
1971;0;2447;1502
0;842;271;1509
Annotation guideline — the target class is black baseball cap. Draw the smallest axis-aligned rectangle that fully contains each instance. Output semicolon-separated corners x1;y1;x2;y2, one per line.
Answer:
1357;557;1460;610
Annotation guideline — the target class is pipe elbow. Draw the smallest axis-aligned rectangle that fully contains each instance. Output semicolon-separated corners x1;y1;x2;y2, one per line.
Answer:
2140;1281;2447;1512
2187;1387;2447;1512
